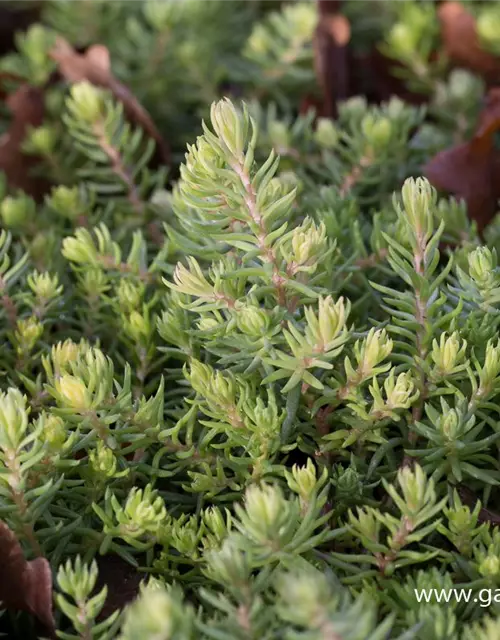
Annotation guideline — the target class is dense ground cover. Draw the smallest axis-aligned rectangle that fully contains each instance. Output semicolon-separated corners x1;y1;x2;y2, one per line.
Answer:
3;1;500;638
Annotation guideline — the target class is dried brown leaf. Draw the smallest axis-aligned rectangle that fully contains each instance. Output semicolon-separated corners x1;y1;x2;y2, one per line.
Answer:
50;37;170;165
424;88;500;232
362;49;429;105
439;1;500;80
0;5;41;57
95;554;142;620
0;520;54;635
0;83;48;198
313;0;350;118
323;13;350;47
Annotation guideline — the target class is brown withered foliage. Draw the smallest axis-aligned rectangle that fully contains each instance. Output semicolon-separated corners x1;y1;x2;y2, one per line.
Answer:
0;36;170;205
313;0;351;118
0;520;55;636
439;1;500;82
0;5;41;57
309;0;500;232
95;555;143;620
0;82;48;198
425;88;500;233
50;37;170;165
309;0;427;119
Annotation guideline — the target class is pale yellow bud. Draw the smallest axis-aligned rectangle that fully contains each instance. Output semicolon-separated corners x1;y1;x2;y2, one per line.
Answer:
55;375;91;411
236;306;269;337
305;295;348;349
480;554;500;579
197;317;219;332
290;220;327;272
69;82;104;122
124;310;150;342
431;331;468;376
15;316;43;352
385;372;415;409
440;410;460;441
468;247;496;286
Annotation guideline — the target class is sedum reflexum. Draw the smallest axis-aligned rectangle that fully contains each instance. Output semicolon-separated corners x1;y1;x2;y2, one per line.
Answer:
0;88;499;640
3;2;500;640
